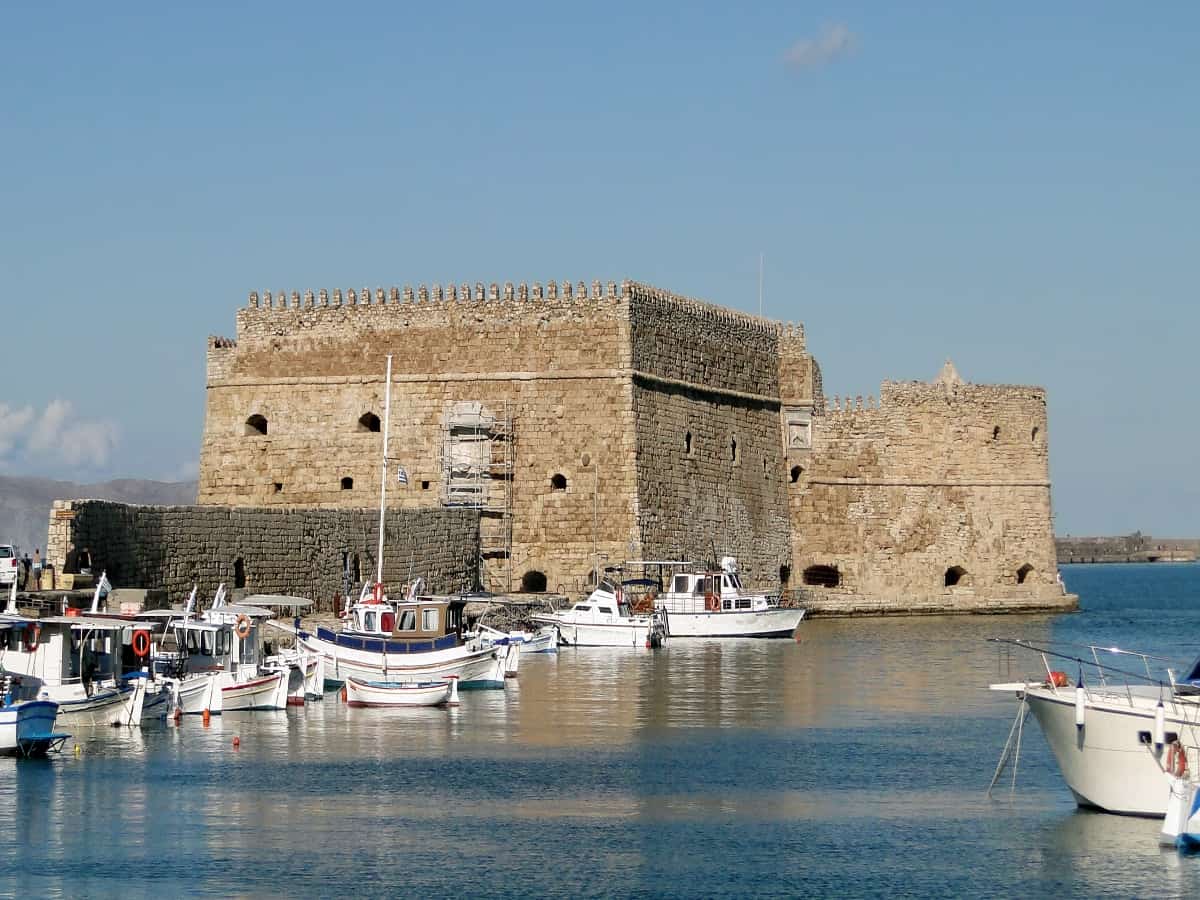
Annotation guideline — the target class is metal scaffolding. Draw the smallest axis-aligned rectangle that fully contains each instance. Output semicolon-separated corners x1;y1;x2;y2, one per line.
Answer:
441;401;513;591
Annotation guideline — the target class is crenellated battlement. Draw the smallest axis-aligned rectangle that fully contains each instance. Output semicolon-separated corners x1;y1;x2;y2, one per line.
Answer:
246;279;626;310
239;278;805;345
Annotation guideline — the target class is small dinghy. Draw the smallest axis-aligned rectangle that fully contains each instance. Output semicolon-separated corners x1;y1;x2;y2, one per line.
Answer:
344;676;458;708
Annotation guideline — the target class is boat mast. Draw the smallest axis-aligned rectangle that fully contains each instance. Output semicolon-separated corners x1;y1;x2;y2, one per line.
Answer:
375;354;393;588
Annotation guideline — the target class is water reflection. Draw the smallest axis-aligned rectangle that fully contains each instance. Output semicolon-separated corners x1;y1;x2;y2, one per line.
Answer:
1;567;1199;898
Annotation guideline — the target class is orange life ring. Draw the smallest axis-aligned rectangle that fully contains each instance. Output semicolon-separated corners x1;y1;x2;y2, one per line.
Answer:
235;615;252;639
131;630;151;658
1167;741;1189;778
704;592;719;612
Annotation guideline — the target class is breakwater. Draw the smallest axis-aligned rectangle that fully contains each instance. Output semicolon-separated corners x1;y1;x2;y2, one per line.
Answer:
1056;533;1199;564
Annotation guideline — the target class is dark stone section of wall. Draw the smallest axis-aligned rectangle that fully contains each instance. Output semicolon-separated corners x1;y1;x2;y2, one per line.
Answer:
57;501;480;609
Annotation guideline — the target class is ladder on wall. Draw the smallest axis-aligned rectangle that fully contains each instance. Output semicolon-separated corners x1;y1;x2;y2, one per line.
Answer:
440;401;513;592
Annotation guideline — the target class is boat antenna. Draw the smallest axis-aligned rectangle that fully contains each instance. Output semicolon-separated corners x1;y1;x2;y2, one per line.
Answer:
375;354;393;588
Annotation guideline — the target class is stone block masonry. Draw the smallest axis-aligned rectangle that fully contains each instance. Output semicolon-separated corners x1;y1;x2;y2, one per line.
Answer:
47;500;480;607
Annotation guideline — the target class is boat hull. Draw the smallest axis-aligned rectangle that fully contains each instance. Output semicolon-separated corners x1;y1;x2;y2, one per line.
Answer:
660;607;805;638
298;633;505;688
553;621;653;647
345;678;451;708
1023;685;1195;817
0;700;63;756
41;684;131;726
221;671;288;712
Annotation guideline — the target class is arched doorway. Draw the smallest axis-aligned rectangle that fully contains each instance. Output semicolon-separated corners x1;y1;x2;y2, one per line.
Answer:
521;570;548;592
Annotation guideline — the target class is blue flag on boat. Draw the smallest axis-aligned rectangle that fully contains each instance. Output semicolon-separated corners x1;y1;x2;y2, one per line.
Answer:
396;466;409;485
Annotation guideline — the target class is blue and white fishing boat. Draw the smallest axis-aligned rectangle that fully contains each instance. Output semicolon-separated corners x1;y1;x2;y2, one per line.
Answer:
295;356;510;689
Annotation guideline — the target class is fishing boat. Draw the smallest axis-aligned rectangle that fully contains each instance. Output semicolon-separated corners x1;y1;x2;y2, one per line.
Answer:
344;675;458;708
296;355;510;689
988;638;1200;817
531;578;666;648
633;557;805;638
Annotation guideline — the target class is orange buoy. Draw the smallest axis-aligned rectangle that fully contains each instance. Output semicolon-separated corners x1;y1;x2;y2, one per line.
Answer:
173;708;182;724
340;685;348;702
202;708;211;727
232;736;240;749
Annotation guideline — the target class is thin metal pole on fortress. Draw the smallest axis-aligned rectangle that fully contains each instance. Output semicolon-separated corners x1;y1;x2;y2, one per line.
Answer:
376;354;393;587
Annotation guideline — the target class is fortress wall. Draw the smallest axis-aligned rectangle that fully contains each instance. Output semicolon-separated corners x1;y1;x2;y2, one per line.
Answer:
626;283;783;397
790;380;1064;607
632;381;791;587
198;280;638;593
46;500;479;606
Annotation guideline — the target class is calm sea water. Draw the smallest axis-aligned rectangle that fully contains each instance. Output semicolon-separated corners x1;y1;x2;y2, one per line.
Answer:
4;564;1200;898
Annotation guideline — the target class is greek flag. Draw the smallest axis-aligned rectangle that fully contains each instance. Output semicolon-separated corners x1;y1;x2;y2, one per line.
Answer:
97;571;112;598
396;466;409;485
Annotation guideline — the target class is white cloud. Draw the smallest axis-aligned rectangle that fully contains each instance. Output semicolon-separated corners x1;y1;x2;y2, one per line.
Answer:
0;399;119;471
0;403;37;457
784;23;856;70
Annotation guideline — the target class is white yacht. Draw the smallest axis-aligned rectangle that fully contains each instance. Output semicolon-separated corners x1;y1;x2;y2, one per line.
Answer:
990;639;1200;817
650;557;805;638
532;579;666;648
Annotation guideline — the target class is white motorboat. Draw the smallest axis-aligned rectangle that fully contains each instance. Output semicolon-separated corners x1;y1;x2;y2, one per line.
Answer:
989;639;1200;817
344;676;458;708
531;579;666;648
0;673;66;756
477;623;558;654
635;557;805;638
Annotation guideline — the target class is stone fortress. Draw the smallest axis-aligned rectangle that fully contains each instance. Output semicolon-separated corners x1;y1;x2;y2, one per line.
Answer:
105;276;1071;616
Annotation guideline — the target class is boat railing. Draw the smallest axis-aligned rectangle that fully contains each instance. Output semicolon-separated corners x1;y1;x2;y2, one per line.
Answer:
990;638;1187;708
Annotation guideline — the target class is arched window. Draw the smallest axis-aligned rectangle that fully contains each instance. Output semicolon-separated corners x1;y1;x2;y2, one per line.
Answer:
779;564;791;585
1031;426;1039;442
351;553;361;585
790;465;803;484
358;412;381;433
521;570;548;592
245;414;268;436
802;565;839;588
730;438;738;462
684;431;693;455
992;426;1000;441
340;477;354;490
234;557;245;589
1016;563;1034;584
945;566;967;587
550;473;567;491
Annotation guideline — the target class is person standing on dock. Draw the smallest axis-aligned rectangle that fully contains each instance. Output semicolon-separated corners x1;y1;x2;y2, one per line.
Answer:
31;549;42;591
20;550;31;590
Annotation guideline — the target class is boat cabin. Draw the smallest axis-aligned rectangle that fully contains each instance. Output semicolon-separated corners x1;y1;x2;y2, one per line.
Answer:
566;579;636;621
651;558;780;614
0;615;136;692
320;596;467;654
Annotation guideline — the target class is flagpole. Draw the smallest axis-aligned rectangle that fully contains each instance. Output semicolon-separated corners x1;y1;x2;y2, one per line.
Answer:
376;355;393;588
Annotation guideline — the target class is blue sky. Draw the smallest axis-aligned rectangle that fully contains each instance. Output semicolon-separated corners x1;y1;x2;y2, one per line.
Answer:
1;2;1196;535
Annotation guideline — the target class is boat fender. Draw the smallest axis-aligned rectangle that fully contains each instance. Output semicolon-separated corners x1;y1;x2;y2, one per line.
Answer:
1048;671;1069;688
1074;678;1086;728
1167;741;1189;778
131;630;151;659
235;615;252;639
24;623;41;652
1154;701;1167;747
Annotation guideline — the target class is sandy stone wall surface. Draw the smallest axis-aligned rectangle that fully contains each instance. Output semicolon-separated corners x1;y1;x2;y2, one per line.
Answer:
200;283;639;593
788;373;1071;612
46;500;479;608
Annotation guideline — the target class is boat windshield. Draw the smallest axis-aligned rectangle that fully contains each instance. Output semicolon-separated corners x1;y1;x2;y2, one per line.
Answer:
573;605;592;612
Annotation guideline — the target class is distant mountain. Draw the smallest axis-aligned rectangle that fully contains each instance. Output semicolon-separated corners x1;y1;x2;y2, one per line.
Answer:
0;475;198;554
